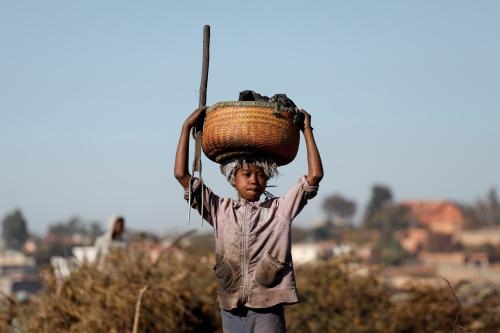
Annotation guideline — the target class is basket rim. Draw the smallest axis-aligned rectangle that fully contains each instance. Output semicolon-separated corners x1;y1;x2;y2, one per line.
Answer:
207;101;298;113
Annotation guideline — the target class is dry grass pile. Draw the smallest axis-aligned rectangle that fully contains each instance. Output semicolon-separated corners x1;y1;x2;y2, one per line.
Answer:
389;284;499;333
1;250;498;332
287;260;393;332
0;295;18;333
7;249;221;333
287;259;500;333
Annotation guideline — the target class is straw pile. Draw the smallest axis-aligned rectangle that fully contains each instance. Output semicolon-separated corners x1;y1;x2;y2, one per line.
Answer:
287;259;500;333
1;249;498;332
11;249;221;333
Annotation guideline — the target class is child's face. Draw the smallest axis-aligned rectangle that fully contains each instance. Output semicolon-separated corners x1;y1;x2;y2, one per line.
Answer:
234;164;268;201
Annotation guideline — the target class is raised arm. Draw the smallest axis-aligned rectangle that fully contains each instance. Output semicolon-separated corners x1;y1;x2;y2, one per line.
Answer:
174;107;206;188
300;110;324;186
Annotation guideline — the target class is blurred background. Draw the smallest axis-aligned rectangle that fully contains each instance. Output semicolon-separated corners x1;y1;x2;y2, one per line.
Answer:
0;1;499;332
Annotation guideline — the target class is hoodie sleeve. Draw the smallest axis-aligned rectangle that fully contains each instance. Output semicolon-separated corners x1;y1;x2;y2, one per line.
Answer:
184;177;220;226
276;175;319;222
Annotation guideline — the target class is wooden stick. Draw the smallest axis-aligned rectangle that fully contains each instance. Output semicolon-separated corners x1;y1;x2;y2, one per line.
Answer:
193;25;210;171
132;285;148;333
189;25;210;225
191;25;210;170
198;25;210;115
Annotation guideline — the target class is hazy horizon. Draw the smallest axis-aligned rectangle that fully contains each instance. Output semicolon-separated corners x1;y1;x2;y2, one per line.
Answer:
1;1;499;234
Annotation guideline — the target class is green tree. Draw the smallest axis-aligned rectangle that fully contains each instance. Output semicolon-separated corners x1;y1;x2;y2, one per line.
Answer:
361;185;414;264
48;216;87;236
88;222;104;239
367;204;413;232
483;188;500;225
368;205;414;265
2;209;29;249
461;187;500;228
363;184;393;229
322;194;356;226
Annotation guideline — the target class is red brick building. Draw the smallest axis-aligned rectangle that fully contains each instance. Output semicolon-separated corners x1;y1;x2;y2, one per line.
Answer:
398;201;465;253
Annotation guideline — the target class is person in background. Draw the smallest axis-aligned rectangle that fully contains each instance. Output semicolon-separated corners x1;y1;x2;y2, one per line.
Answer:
94;215;127;263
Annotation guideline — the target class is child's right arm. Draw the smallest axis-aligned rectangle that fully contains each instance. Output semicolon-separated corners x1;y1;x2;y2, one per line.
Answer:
174;107;218;225
174;107;207;188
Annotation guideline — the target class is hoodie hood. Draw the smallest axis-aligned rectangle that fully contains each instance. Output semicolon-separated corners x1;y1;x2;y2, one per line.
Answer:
105;215;124;241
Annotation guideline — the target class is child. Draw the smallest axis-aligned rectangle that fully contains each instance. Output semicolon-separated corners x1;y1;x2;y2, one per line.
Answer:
174;106;323;333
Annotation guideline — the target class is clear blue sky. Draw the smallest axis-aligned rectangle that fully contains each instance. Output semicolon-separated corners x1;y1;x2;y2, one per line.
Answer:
1;1;499;234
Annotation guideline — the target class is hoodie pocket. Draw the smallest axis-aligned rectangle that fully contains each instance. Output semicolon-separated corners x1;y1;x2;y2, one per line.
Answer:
213;256;238;292
254;251;290;288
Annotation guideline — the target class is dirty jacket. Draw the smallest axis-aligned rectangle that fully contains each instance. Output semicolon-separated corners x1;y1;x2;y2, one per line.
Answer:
184;176;318;310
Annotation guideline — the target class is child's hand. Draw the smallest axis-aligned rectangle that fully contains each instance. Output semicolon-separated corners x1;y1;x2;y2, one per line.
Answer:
299;109;313;132
184;106;208;129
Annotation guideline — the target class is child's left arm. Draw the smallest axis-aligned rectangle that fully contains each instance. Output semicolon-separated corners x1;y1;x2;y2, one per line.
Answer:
300;109;323;186
276;110;323;221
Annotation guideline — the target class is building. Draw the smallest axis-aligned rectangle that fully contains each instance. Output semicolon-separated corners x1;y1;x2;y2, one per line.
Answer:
401;200;465;235
455;227;500;247
398;227;429;254
292;241;352;265
0;249;41;299
397;201;465;253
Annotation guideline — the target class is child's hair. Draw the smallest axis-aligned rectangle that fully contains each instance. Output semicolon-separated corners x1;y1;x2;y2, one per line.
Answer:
219;156;278;186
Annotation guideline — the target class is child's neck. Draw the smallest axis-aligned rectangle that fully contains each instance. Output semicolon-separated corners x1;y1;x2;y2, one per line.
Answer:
237;195;260;203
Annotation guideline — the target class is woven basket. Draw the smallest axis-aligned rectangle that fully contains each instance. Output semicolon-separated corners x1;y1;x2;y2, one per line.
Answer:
202;101;301;166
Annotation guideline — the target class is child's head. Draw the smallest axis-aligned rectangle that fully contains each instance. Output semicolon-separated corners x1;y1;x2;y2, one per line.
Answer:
220;156;278;201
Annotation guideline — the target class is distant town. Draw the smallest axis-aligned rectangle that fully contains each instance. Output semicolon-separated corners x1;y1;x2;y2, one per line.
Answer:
2;185;499;302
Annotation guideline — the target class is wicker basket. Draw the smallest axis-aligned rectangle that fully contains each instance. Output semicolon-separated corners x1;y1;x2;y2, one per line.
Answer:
202;101;301;166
